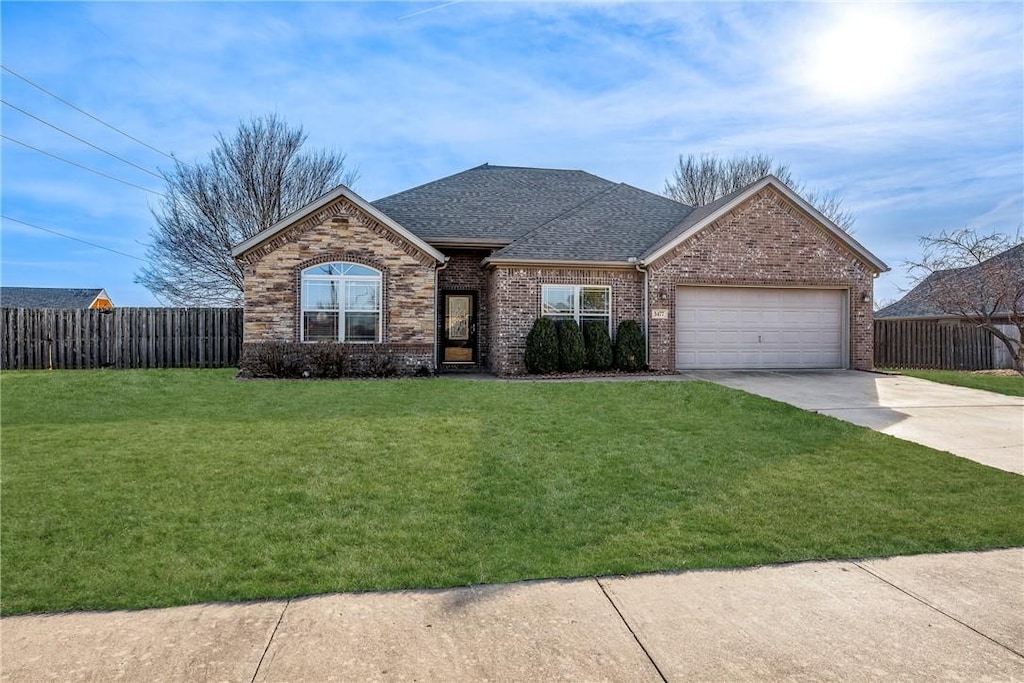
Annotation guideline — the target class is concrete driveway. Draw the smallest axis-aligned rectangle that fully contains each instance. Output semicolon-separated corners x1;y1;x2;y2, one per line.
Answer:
682;370;1024;475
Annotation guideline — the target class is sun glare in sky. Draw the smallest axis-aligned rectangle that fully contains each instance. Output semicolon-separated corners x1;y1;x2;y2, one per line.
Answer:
805;7;924;104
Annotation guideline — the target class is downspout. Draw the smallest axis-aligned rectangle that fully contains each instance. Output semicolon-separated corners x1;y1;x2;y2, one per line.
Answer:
433;258;449;373
630;257;649;366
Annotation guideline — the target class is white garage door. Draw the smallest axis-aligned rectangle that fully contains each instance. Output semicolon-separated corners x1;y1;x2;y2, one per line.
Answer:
676;287;846;370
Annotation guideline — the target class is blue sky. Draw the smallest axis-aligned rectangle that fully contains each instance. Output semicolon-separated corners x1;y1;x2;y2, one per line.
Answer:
2;1;1021;306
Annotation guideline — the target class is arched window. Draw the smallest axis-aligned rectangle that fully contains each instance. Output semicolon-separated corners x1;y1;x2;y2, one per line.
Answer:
301;262;381;342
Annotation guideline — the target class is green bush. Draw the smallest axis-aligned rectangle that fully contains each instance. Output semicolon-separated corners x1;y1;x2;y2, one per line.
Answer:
584;323;614;371
557;319;586;372
614;320;646;372
524;317;559;374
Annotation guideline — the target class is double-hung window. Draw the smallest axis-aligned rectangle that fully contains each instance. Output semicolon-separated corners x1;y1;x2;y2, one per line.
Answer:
301;262;381;342
541;284;611;335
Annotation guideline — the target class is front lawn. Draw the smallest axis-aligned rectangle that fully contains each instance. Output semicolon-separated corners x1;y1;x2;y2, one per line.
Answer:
2;370;1022;615
886;368;1024;397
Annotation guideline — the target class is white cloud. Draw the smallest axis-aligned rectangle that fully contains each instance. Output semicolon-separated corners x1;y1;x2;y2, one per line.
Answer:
1;0;1020;303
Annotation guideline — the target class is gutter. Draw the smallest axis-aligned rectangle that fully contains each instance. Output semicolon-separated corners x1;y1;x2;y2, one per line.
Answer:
630;257;649;366
481;257;637;269
433;258;450;372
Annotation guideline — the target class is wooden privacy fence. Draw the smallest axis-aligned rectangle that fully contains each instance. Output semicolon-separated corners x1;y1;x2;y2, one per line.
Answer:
874;318;993;370
1;308;243;370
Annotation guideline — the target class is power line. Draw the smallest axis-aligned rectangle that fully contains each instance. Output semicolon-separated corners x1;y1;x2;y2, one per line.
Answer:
1;65;179;163
1;99;164;180
1;215;147;262
2;135;167;197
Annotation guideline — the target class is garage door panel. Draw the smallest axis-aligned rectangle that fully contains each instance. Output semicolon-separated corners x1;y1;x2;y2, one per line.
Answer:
676;287;846;369
719;310;741;324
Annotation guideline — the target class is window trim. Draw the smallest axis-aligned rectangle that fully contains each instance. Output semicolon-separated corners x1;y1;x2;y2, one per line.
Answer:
300;262;382;343
540;284;612;334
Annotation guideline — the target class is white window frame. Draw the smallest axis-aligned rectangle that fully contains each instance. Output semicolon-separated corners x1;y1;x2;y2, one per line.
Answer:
301;262;382;343
540;284;612;334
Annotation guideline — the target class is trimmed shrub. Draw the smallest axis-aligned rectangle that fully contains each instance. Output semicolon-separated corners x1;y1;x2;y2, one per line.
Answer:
613;320;646;372
557;319;586;372
240;342;305;379
238;342;411;379
355;344;398;378
307;342;350;379
524;317;559;374
584;323;614;371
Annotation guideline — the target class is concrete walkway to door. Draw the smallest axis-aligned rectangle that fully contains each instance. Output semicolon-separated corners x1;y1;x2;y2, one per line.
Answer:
680;370;1024;475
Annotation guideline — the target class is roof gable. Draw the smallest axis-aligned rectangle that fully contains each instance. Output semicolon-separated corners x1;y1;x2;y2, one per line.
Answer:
642;176;888;273
231;185;446;263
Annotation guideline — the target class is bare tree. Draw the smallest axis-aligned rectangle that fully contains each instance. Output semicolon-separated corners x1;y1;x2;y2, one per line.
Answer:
664;153;855;231
137;113;359;306
906;228;1024;374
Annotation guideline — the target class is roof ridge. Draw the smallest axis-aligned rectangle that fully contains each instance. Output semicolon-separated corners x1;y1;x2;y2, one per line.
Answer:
613;180;694;210
476;162;597;175
491;182;626;258
372;164;614;204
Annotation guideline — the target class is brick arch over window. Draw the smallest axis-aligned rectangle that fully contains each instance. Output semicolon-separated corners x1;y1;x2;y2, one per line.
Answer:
293;253;390;342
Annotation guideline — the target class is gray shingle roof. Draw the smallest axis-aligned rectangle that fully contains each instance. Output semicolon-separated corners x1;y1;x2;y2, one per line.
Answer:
371;164;618;243
489;183;694;262
640;183;751;259
1;287;108;308
876;243;1024;318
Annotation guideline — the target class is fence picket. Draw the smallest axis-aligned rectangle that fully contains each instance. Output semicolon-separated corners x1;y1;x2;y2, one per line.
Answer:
0;308;243;370
874;319;996;370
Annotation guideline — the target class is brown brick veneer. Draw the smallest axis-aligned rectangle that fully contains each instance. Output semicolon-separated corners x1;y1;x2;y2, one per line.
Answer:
437;250;492;368
646;187;876;371
488;266;643;375
236;195;438;369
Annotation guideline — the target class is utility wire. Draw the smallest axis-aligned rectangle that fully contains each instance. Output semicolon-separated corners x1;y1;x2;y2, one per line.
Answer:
1;215;147;262
1;65;179;163
1;99;164;180
2;135;167;197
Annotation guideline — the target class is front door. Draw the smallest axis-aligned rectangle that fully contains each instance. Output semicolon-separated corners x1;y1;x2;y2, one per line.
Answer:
443;292;476;364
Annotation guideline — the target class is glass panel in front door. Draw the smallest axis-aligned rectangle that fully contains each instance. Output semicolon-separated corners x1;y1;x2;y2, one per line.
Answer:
444;294;474;363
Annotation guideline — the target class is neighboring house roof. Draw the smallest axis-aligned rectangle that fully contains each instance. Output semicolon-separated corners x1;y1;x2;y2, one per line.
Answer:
877;243;1024;318
371;164;618;244
231;184;447;262
1;287;112;308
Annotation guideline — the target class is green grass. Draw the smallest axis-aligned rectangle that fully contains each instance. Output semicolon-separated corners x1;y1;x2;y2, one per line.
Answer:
886;368;1024;397
2;370;1022;615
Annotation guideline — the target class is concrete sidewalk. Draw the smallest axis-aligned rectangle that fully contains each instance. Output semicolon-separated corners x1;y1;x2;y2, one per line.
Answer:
683;370;1024;475
3;549;1021;682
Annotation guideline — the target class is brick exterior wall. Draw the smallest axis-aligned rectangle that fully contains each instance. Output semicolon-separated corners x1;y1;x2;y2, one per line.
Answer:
235;195;438;370
646;187;877;371
488;266;644;375
236;185;878;376
437;250;492;369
